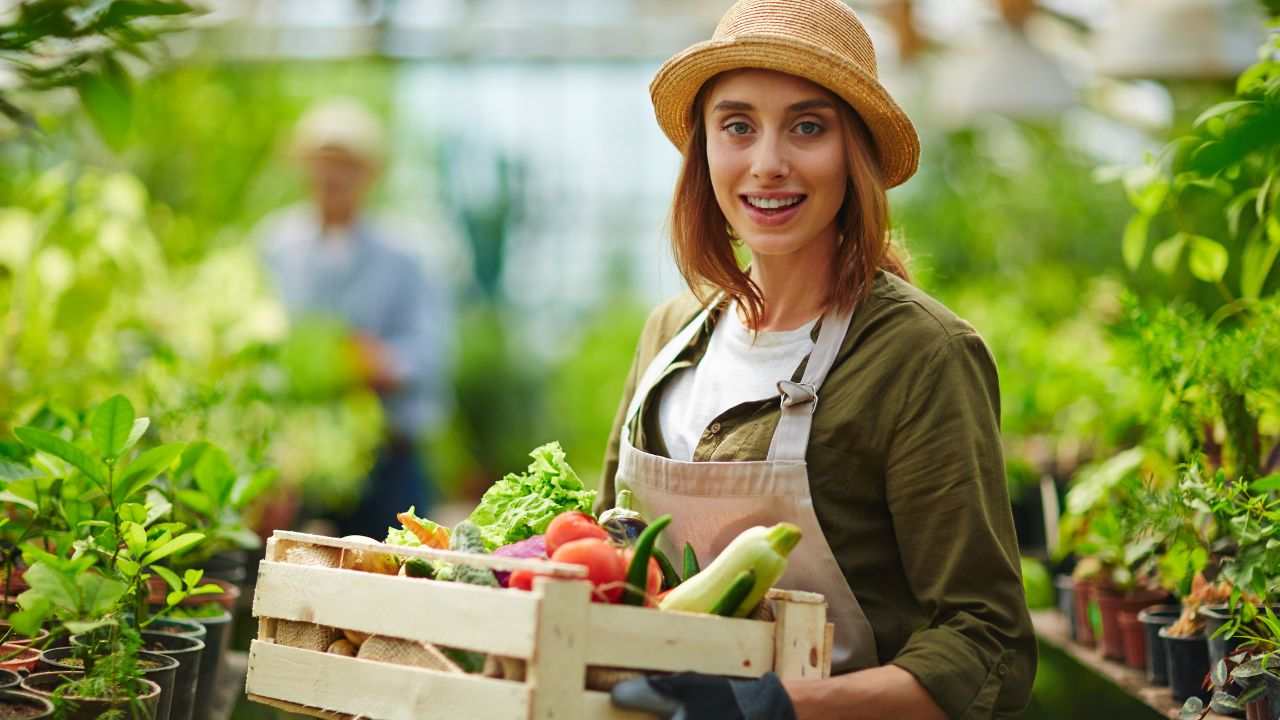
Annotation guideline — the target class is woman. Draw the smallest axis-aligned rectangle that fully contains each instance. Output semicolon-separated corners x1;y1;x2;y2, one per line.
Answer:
600;1;1036;718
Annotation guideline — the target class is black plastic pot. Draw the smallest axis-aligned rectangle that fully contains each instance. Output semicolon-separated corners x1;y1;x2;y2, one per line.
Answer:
21;670;160;720
0;689;54;719
197;551;250;591
1055;574;1076;639
1138;605;1181;686
147;617;207;642
1161;627;1211;704
188;610;231;720
142;631;204;720
38;646;179;720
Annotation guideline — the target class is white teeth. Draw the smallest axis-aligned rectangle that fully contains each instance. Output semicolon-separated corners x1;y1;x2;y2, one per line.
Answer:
746;195;803;210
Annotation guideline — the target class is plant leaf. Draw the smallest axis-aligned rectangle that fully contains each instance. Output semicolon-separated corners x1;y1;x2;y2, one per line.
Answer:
122;417;149;454
142;531;204;565
114;442;185;504
1213;658;1230;687
78;571;127;617
1153;233;1187;275
1180;696;1205;720
1241;235;1279;300
152;565;182;592
1250;474;1280;494
1188;236;1229;283
90;394;135;459
1123;214;1150;271
0;490;37;511
13;426;107;486
1193;99;1258;128
123;521;147;558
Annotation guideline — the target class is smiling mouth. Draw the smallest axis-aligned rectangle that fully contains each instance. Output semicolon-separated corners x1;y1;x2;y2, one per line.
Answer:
741;194;807;216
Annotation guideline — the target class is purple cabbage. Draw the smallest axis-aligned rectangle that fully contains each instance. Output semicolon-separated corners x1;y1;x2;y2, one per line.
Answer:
490;535;547;587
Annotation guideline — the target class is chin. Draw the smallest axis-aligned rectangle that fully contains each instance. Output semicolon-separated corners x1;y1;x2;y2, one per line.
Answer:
741;234;812;258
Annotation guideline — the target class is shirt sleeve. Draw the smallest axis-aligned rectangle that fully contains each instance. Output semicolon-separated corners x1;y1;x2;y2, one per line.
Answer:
381;257;452;399
884;332;1037;720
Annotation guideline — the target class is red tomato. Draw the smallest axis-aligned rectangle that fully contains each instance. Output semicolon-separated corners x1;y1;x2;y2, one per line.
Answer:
623;549;662;605
508;569;535;591
551;538;628;603
545;512;609;556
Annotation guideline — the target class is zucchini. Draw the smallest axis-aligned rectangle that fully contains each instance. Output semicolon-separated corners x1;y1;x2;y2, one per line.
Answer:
659;522;801;618
710;569;756;616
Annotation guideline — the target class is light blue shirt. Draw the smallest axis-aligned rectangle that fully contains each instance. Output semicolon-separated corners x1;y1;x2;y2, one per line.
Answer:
257;205;451;437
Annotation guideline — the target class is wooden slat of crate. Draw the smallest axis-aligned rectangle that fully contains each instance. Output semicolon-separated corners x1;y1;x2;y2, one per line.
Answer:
585;603;775;677
247;640;530;720
250;691;654;720
254;561;541;658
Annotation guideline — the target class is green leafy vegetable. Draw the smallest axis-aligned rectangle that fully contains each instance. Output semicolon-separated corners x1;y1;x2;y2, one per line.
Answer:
466;442;596;551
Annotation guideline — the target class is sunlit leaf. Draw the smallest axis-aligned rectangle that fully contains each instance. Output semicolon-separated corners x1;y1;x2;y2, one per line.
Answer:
1152;233;1187;275
141;531;204;565
13;426;107;486
90;394;134;459
1123;214;1149;271
1188;236;1228;283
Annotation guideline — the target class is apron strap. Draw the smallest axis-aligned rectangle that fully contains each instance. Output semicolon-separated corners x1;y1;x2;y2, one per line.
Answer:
767;306;854;462
621;297;721;440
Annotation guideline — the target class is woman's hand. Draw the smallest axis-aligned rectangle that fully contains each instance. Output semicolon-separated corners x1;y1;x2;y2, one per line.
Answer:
784;664;947;720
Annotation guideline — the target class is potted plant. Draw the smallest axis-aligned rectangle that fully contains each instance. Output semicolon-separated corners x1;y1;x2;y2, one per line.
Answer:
5;396;227;719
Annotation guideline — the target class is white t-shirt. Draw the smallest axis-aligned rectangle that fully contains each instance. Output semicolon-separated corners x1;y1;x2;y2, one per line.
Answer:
658;303;818;461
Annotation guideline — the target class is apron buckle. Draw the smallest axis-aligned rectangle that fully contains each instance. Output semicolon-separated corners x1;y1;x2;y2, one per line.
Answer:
777;380;818;410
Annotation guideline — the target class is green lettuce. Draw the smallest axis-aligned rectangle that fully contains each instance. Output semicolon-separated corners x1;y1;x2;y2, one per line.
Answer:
467;442;596;551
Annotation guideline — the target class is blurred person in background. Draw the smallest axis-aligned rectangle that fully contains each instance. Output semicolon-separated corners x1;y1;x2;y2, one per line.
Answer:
256;98;451;538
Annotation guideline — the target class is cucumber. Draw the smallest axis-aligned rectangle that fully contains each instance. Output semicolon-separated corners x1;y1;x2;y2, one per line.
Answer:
710;569;756;617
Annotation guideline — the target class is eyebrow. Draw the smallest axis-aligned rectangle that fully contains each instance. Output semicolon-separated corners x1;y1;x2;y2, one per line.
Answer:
711;98;836;113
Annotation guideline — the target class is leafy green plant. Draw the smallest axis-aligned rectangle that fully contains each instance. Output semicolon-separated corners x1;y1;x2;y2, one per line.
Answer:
1120;16;1280;310
3;394;224;713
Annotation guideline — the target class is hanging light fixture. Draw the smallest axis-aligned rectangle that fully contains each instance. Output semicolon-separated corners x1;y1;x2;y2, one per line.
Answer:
929;0;1076;126
1092;0;1266;80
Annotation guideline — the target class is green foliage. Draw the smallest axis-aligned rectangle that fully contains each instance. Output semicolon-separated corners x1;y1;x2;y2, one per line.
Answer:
0;0;195;142
1120;19;1280;308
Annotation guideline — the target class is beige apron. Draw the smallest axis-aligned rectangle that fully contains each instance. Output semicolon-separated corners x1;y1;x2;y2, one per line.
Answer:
615;300;879;674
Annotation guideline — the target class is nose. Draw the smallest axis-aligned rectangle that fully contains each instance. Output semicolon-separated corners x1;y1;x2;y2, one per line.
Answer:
750;131;789;182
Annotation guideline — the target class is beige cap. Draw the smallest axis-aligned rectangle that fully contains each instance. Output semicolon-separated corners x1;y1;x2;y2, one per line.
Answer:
291;98;386;164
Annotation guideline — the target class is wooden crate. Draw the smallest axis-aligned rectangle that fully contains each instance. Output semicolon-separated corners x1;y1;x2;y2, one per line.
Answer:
247;530;833;720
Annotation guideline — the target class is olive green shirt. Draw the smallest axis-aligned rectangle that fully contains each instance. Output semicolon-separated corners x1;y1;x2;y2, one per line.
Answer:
597;271;1036;720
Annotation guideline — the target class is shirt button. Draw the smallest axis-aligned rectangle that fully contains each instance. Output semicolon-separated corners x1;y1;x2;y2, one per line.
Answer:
996;663;1008;676
708;422;722;435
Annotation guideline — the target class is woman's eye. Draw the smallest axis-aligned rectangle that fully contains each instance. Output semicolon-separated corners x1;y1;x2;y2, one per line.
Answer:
795;121;823;136
725;121;752;136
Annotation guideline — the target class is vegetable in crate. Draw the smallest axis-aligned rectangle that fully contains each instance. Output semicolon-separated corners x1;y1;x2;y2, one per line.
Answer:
433;521;499;587
386;507;450;549
550;538;628;603
467;442;596;551
546;511;610;555
622;515;671;606
659;522;802;617
598;489;648;545
490;535;547;587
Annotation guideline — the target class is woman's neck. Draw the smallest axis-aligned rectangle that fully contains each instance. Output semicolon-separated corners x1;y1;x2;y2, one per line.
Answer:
745;226;836;332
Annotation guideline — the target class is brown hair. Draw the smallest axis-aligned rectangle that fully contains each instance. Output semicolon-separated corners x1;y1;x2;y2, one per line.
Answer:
669;81;910;329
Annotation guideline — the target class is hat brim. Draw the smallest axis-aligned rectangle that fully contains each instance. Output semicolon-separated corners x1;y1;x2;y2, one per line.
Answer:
650;34;920;188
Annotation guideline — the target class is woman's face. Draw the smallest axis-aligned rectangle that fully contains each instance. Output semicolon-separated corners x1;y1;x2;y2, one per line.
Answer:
703;70;848;259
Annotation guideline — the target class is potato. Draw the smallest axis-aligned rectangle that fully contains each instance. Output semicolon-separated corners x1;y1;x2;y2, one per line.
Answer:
342;629;370;646
326;638;357;656
340;535;401;575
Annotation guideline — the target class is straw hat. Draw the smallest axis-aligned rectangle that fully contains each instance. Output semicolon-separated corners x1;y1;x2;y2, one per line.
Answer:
291;97;386;165
650;0;920;188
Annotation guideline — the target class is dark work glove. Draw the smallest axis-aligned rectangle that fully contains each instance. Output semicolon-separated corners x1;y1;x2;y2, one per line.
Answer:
610;672;797;720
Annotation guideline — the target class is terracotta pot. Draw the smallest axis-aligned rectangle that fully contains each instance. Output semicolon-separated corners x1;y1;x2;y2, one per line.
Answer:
1072;579;1096;647
147;576;241;612
1118;610;1147;670
21;671;160;720
0;622;49;649
1095;587;1167;662
0;644;39;673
